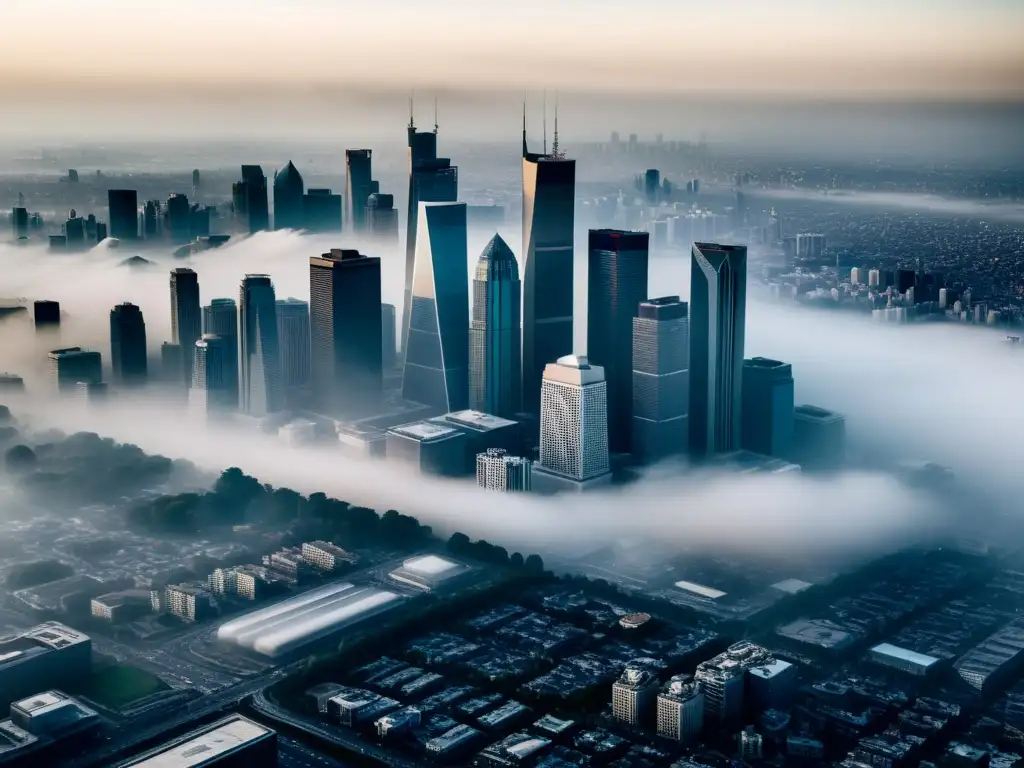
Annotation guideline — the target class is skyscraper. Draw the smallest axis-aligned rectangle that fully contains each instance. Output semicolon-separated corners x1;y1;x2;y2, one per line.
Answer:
402;203;469;413
170;268;202;385
587;229;650;453
534;355;610;491
345;150;373;232
522;110;576;417
48;347;102;393
33;300;60;329
381;303;397;371
792;405;846;471
109;302;148;385
239;275;284;416
232;165;270;234
143;200;161;239
191;334;236;413
402;115;458;360
470;234;521;419
12;207;28;239
476;448;532;492
309;249;382;416
273;161;305;231
740;357;794;458
202;298;238;406
366;193;399;241
165;193;191;244
303;189;343;233
275;297;311;402
632;297;689;462
689;242;747;457
107;189;138;240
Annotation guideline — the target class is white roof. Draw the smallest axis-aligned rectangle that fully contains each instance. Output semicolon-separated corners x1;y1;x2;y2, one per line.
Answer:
771;578;813;594
391;422;459;441
13;691;64;713
402;555;460;576
871;643;941;669
122;717;271;768
674;580;727;599
443;410;517;431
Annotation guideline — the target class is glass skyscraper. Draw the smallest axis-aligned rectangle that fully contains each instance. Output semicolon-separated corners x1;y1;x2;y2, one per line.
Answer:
632;297;689;462
273;161;305;231
202;298;238;407
345;149;373;232
239;275;284;417
688;242;747;457
276;298;311;404
402;202;469;413
232;165;270;234
109;302;148;386
470;233;521;419
170;268;201;386
191;334;236;413
740;357;794;458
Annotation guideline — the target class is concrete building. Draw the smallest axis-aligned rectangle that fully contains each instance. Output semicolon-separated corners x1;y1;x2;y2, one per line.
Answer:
239;275;284;417
47;347;102;393
795;233;825;258
954;620;1024;692
612;666;659;727
163;582;217;622
470;234;521;419
425;724;480;756
0;623;91;708
388;554;471;592
534;355;611;493
657;676;704;741
869;643;941;677
386;421;468;477
748;659;796;713
792;404;845;470
694;642;774;725
587;229;650;453
115;714;276;768
428;410;521;470
301;541;358;572
632;296;689;462
740;357;794;458
476;448;532;492
9;691;98;737
337;424;388;458
90;590;152;623
402;202;469;412
208;566;285;601
689;242;747;457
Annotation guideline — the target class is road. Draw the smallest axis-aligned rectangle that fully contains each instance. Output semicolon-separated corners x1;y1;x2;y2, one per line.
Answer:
279;735;350;768
250;689;422;768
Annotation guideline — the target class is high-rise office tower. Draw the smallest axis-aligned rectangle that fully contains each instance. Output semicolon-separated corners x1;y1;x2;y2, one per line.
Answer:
48;347;102;393
166;194;191;244
402;115;458;360
170;268;202;385
689;242;747;457
239;275;284;416
792;405;845;471
109;303;148;385
587;229;650;453
657;676;704;741
345;150;373;232
613;666;660;727
33;300;60;329
470;234;521;419
303;189;343;233
740;357;794;458
160;342;184;386
202;298;238;406
476;448;532;492
381;303;397;371
273;161;305;231
402;203;469;413
309;249;382;416
63;210;85;248
143;200;161;239
522;110;576;417
366;193;399;242
275;297;311;402
12;207;28;239
534;355;610;491
632;296;689;462
190;334;236;412
232;165;270;233
108;189;138;240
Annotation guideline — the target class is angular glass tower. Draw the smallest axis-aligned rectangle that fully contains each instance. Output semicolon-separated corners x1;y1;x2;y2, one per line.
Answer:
239;275;284;417
273;161;305;231
170;268;201;385
470;234;521;419
402;202;469;412
587;229;650;453
232;165;270;234
109;302;148;385
521;119;575;417
688;242;747;457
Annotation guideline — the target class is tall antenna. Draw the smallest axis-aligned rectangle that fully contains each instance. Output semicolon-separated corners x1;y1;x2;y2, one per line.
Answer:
522;97;528;157
433;95;438;134
408;90;415;129
551;91;562;159
543;90;548;155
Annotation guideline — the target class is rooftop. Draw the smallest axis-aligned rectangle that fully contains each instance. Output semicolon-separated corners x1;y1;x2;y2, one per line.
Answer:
117;715;272;768
871;642;941;669
441;410;517;431
390;421;460;442
401;555;462;577
795;404;844;422
673;580;727;600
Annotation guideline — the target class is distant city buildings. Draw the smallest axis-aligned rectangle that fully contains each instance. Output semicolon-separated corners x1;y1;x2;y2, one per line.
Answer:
190;334;236;414
366;193;399;241
632;296;689;463
740;357;794;458
273;161;305;231
402;202;469;413
346;149;373;232
689;242;747;458
303;188;343;233
202;298;238;406
476;448;532;492
109;303;148;386
469;234;521;419
107;189;138;240
239;274;284;417
587;229;650;453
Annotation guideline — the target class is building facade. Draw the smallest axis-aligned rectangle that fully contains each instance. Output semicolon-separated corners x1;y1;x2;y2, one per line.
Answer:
190;334;236;413
632;296;689;462
239;275;284;417
612;666;659;727
469;233;521;419
656;676;704;741
232;165;270;233
366;193;399;241
202;298;238;406
381;303;397;371
476;448;532;492
740;357;794;458
792;404;846;470
276;297;311;402
48;347;102;393
689;242;747;457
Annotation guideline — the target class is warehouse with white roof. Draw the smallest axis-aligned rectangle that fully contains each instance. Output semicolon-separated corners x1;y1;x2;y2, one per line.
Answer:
388;554;472;591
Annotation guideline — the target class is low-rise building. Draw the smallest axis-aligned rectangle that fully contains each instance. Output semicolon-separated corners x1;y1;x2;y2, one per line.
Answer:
114;714;276;767
425;724;481;756
90;590;153;623
9;691;98;737
301;541;359;571
869;643;941;677
0;623;91;709
162;582;218;622
389;554;472;592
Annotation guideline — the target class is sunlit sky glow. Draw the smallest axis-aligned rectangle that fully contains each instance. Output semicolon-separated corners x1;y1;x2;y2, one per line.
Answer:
0;0;1021;98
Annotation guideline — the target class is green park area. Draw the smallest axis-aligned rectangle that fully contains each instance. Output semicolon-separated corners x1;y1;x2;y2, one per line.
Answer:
76;663;169;709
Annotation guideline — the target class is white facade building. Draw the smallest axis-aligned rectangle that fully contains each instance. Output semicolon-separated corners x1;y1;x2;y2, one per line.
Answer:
476;448;532;492
657;676;704;741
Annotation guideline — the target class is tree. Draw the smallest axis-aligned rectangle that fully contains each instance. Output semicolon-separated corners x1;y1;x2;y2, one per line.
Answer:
448;532;471;556
509;552;524;569
5;444;36;472
525;554;545;574
0;405;11;423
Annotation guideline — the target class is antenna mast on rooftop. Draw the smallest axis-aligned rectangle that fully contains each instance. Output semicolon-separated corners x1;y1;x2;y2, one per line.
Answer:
408;90;415;130
543;90;547;155
551;91;564;159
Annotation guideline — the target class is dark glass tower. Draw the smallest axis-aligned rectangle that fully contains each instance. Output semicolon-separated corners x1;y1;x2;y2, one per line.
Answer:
107;189;138;240
166;193;191;244
273;161;305;231
741;357;794;458
587;229;650;453
345;150;373;232
33;300;60;329
232;165;270;233
309;250;382;417
169;268;201;385
402;118;457;361
689;242;747;457
632;297;689;462
521;116;575;417
239;275;284;416
402;202;469;412
191;334;236;412
202;298;238;407
276;297;311;404
470;234;521;419
303;189;343;233
109;302;148;385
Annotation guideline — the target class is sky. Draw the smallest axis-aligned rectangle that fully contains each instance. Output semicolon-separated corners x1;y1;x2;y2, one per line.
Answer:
0;0;1021;99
